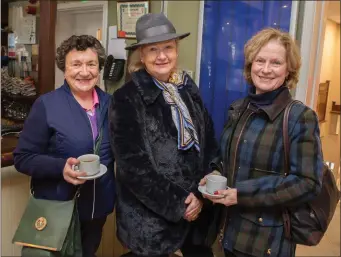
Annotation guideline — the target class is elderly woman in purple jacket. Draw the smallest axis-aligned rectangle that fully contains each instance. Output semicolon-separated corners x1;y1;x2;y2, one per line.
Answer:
14;35;115;257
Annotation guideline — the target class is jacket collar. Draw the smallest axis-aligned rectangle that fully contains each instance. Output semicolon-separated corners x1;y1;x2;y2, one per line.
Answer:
61;80;109;107
256;87;292;121
228;87;293;122
61;80;109;127
131;69;162;105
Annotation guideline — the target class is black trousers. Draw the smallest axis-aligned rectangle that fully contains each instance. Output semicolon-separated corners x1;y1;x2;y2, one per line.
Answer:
80;216;107;257
121;230;214;257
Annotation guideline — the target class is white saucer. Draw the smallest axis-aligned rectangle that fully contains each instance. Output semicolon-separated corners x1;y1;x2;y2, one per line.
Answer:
77;164;107;180
198;185;225;199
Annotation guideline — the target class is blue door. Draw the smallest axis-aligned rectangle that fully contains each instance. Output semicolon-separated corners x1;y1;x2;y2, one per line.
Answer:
199;0;292;138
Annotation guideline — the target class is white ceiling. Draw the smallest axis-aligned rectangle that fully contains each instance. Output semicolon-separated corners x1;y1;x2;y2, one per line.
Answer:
327;1;340;24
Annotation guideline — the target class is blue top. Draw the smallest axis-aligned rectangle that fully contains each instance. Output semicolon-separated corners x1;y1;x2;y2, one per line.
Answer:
14;81;115;221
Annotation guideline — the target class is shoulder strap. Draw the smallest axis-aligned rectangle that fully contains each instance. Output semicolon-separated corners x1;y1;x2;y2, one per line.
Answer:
94;128;103;156
283;100;301;176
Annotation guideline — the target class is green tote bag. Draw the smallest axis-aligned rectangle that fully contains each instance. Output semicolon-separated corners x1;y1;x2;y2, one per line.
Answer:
12;194;82;257
12;129;104;256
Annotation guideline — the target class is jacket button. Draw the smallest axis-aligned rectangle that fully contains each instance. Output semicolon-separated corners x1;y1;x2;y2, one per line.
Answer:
267;248;271;255
258;217;263;223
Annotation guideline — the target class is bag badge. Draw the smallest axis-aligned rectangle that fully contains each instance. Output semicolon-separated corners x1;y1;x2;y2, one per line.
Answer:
35;217;47;231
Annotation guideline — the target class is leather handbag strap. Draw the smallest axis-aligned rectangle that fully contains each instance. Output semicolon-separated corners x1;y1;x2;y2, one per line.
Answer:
283;100;301;175
94;127;103;156
282;99;301;239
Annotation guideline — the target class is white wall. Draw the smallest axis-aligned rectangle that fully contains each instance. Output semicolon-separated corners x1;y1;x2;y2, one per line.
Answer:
74;12;103;37
318;19;340;175
319;19;340;130
55;10;103;88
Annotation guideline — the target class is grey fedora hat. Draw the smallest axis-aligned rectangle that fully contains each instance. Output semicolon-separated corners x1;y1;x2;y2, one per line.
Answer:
125;13;190;50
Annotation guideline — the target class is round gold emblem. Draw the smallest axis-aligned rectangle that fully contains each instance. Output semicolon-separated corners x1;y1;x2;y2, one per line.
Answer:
35;217;47;231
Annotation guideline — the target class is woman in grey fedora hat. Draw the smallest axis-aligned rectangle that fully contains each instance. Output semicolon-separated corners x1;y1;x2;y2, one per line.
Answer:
109;13;219;257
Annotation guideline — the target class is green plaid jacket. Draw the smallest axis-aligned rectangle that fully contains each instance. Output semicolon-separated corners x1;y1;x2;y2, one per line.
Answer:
211;89;324;257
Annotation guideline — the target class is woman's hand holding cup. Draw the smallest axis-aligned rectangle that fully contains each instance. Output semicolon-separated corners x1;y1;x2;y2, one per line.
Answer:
206;188;238;207
199;171;237;206
63;157;87;185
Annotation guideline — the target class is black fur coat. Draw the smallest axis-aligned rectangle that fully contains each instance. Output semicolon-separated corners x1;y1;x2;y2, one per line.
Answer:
109;69;218;255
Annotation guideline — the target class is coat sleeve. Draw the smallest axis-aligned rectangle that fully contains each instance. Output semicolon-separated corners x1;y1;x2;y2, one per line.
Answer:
13;97;66;179
109;91;189;223
236;107;323;208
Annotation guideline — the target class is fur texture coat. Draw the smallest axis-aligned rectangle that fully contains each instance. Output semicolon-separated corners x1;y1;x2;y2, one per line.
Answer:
109;69;218;255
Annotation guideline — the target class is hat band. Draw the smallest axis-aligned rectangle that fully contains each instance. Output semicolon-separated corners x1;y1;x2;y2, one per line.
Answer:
138;24;176;41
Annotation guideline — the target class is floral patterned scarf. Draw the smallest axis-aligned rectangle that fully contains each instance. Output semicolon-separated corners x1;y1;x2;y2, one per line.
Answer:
153;71;200;152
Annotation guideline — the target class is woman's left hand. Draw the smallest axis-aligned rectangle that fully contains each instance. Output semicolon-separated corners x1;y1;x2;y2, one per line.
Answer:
203;188;238;206
184;193;203;222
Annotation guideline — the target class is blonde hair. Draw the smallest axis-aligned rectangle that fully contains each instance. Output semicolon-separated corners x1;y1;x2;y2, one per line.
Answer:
128;49;144;74
243;28;301;89
127;40;180;74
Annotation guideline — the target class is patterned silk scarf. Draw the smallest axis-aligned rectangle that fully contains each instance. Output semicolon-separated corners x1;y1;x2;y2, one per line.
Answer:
153;71;200;152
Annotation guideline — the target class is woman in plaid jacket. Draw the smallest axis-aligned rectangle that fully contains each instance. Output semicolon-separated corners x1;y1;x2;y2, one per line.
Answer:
200;28;324;257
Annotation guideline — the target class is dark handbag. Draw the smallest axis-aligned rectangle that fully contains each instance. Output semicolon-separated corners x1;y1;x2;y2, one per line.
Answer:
12;193;82;257
282;100;341;246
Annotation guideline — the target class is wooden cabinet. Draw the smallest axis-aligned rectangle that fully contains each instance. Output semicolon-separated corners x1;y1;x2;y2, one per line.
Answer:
317;80;330;122
97;213;129;257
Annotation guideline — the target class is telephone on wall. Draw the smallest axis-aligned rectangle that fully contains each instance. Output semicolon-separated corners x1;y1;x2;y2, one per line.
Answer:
103;55;125;82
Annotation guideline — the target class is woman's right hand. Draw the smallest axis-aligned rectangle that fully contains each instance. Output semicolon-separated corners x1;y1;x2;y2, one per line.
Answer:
199;170;221;186
63;157;87;185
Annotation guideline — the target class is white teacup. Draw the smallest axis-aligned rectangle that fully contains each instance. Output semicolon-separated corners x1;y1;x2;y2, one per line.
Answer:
206;174;227;194
74;154;100;176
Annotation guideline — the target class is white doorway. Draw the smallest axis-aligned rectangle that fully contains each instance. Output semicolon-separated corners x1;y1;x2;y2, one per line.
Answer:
55;1;108;90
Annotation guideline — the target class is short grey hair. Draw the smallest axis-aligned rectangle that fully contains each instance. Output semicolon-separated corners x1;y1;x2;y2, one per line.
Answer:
56;35;106;72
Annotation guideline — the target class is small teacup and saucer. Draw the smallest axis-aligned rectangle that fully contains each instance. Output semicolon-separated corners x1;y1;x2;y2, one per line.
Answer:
198;174;228;199
73;154;107;180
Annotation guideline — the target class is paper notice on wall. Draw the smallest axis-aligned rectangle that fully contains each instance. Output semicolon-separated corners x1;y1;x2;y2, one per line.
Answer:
108;26;118;39
17;15;36;44
107;38;127;60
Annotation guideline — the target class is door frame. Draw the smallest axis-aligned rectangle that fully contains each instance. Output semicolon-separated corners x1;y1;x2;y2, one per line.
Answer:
195;0;204;86
290;1;329;110
57;1;108;50
57;1;108;89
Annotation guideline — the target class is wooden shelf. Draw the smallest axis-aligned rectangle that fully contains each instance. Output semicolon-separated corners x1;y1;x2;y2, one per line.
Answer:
2;91;37;103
